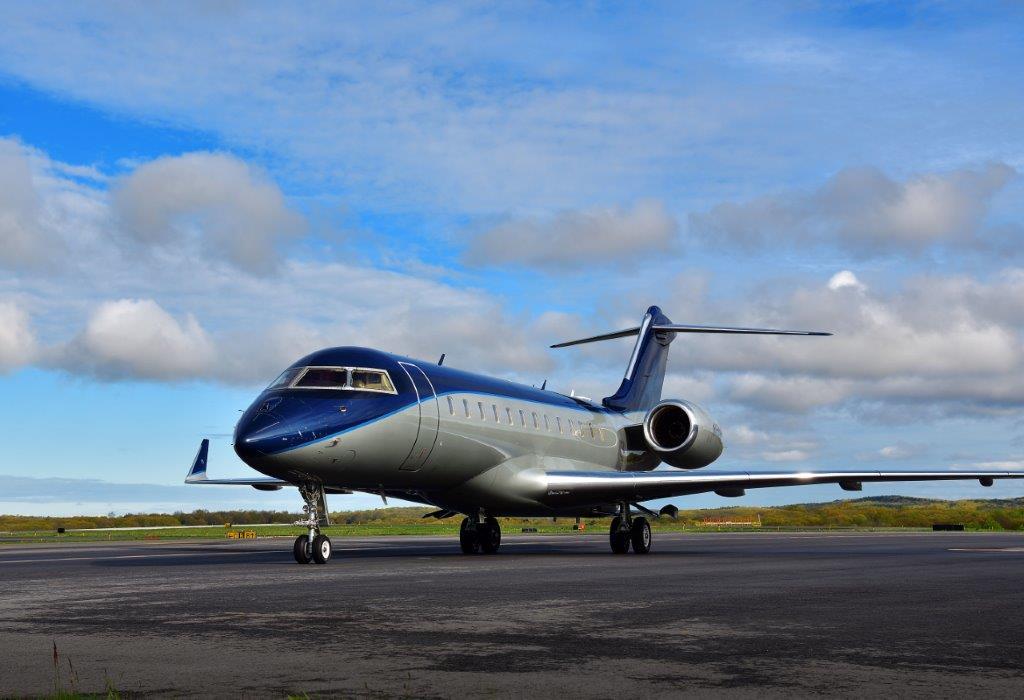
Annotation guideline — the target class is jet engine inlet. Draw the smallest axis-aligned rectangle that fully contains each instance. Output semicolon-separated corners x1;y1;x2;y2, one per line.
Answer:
642;399;724;469
646;402;696;451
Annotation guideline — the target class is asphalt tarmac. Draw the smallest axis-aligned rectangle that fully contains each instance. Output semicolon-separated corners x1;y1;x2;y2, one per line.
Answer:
2;531;1023;698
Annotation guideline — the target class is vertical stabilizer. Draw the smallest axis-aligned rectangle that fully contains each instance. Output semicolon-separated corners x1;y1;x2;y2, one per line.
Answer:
603;306;674;412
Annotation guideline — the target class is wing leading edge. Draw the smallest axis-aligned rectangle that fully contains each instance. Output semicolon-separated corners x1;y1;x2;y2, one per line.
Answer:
542;469;1024;504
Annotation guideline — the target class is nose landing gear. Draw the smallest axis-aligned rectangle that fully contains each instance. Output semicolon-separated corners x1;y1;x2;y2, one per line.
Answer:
459;514;502;554
293;483;332;564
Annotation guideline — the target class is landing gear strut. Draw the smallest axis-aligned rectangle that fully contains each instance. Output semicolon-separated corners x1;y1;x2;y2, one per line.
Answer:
609;503;652;555
459;514;501;554
293;483;332;564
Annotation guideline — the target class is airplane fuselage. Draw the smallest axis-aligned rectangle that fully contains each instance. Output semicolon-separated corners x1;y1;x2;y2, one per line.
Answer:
234;346;658;516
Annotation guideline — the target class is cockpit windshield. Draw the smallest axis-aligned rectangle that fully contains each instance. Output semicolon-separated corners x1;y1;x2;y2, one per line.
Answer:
269;366;397;394
294;367;349;389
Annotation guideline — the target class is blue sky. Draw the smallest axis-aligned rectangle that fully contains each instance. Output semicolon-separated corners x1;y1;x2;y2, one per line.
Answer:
1;2;1022;515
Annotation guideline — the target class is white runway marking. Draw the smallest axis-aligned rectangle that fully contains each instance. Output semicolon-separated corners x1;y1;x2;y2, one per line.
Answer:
948;547;1024;553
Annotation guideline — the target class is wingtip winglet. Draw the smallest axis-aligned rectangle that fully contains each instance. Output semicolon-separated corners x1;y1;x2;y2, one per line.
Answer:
185;439;210;483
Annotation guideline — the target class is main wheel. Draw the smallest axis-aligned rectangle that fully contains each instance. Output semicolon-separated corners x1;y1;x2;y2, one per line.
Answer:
293;535;311;564
630;517;652;554
459;517;480;554
609;516;630;554
312;534;332;564
480;517;501;554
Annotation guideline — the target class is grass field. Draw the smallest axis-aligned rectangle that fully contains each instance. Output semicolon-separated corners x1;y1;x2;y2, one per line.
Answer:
3;496;1023;544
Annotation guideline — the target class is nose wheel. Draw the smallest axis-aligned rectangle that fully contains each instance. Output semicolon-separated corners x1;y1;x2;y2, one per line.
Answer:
293;483;332;564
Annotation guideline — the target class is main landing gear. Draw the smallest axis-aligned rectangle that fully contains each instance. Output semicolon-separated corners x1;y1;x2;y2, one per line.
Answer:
609;503;652;555
293;483;332;565
459;514;501;554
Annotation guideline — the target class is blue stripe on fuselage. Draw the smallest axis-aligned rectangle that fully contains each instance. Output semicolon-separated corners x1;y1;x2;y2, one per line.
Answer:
250;346;627;455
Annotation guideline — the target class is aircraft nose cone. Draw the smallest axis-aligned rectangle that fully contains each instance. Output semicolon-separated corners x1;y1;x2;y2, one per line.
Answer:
233;404;289;463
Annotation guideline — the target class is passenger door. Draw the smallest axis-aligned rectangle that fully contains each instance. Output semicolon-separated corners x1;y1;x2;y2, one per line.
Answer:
397;362;440;471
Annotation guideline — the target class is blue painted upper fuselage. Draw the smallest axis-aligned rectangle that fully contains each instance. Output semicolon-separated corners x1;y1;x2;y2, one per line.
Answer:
234;346;619;464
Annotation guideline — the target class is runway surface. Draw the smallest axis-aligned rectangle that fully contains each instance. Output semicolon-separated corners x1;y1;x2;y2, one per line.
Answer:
2;531;1024;698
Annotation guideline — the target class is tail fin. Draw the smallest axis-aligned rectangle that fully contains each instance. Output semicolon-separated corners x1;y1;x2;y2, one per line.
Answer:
551;306;831;412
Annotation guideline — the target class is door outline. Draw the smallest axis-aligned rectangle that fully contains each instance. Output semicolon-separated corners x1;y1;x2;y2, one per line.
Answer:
397;362;440;471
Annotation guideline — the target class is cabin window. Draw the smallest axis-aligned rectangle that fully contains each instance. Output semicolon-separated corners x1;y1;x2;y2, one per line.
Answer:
555;416;562;434
268;368;301;390
478;401;485;419
349;369;395;393
463;398;470;418
505;407;513;425
518;409;526;426
589;423;596;438
544;415;550;431
492;404;499;421
447;396;455;415
294;367;349;389
568;418;577;436
531;412;538;429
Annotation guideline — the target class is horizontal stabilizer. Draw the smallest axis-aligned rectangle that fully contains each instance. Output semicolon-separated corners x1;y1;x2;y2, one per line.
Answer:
551;323;830;348
184;438;293;487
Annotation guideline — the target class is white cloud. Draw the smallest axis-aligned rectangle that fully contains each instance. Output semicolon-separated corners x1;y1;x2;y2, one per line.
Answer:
0;300;37;371
0;138;59;268
971;460;1024;469
728;374;851;413
827;270;865;292
59;299;217;381
464;199;678;268
690;163;1017;254
877;444;920;460
727;425;770;446
111;152;305;275
762;449;810;462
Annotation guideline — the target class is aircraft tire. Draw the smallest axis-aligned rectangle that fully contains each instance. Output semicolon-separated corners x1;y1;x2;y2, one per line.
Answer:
293;535;312;564
312;534;332;564
630;517;652;554
459;517;480;554
479;517;501;554
609;517;630;554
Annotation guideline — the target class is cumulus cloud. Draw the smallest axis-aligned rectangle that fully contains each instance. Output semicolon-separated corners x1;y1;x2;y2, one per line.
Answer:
0;300;38;371
761;449;811;462
0;138;58;268
643;267;1024;414
875;443;922;460
689;163;1017;255
111;152;305;274
464;199;678;268
58;299;217;381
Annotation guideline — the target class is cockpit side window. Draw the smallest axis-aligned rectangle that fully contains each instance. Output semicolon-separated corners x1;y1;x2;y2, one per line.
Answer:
268;368;301;390
350;369;395;393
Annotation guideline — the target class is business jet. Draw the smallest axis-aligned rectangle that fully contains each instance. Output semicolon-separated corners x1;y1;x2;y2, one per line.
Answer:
186;305;1023;564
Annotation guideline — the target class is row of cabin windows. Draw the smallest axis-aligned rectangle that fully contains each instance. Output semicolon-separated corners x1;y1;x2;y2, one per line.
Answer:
445;396;597;438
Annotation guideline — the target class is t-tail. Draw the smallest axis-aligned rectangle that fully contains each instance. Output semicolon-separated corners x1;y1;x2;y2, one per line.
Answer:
551;305;831;412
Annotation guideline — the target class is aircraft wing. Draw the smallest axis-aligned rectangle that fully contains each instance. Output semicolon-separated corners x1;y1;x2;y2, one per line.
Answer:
184;439;291;489
542;468;1024;504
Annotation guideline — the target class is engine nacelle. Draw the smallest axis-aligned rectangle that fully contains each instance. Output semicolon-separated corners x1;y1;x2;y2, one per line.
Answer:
642;399;724;469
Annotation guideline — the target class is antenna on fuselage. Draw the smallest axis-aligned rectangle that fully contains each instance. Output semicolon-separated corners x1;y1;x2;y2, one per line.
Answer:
541;379;547;390
437;353;446;366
